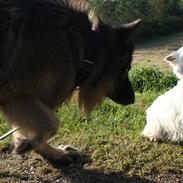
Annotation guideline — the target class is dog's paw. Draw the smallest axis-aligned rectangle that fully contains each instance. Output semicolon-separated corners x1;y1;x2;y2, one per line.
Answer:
58;145;80;155
149;136;159;142
57;145;81;161
35;143;83;166
46;145;81;166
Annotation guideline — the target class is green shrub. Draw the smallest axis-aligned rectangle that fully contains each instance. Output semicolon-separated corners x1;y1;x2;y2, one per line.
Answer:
129;65;177;92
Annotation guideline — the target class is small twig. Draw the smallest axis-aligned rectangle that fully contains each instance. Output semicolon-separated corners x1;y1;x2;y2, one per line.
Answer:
0;127;19;141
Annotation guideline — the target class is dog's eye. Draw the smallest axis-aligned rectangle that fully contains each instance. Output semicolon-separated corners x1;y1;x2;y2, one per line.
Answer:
122;68;129;75
125;67;131;72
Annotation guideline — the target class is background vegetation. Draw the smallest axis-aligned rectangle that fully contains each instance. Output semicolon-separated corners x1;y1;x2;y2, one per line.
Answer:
90;0;183;41
129;65;177;92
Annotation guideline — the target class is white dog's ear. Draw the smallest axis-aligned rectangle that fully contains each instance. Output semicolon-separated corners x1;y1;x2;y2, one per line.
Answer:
164;53;176;63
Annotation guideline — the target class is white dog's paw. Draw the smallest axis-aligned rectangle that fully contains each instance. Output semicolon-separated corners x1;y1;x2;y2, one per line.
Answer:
149;136;160;142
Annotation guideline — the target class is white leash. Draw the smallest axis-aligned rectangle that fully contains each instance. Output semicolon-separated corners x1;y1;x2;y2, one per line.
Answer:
0;127;19;141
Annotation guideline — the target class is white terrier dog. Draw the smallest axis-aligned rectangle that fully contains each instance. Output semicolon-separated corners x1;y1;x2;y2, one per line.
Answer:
142;46;183;142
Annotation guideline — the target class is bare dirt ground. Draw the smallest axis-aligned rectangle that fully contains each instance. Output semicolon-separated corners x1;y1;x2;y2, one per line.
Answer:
134;32;183;70
0;146;182;183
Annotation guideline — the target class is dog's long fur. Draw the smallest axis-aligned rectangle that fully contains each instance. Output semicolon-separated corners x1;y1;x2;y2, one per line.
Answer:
142;47;183;142
0;0;141;164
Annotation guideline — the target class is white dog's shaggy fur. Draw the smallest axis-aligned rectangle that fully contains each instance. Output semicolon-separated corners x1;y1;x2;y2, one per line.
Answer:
142;46;183;142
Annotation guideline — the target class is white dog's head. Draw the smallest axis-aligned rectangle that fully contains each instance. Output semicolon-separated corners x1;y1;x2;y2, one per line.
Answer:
164;46;183;79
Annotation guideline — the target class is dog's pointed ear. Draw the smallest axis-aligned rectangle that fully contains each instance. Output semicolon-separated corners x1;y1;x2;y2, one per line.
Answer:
164;53;176;63
123;19;142;35
116;19;142;39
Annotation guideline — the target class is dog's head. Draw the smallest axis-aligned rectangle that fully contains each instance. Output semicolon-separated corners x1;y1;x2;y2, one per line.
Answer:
164;46;183;79
78;19;141;113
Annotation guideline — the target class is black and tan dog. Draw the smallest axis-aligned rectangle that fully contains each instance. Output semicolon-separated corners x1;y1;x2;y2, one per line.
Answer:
0;0;141;164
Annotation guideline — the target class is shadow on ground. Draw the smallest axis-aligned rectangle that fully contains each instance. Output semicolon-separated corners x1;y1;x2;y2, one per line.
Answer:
0;149;154;183
1;144;182;183
61;166;154;183
0;165;154;183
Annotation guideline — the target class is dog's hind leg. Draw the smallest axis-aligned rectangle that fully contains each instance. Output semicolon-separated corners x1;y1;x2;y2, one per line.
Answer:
0;96;59;154
0;96;81;163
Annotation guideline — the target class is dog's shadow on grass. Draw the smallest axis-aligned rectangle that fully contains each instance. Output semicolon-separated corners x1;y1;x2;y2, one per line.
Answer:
60;167;154;183
50;155;155;183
